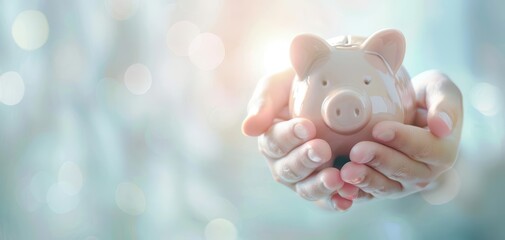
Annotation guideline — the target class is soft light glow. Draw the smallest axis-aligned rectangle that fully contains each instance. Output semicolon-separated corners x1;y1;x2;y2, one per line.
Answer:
18;172;51;212
58;161;83;195
124;63;152;95
115;182;146;216
421;169;461;205
106;0;139;20
470;82;502;116
262;40;291;74
46;182;80;214
166;21;201;56
29;171;52;205
189;33;225;70
18;186;39;212
185;179;239;222
205;218;237;240
52;41;86;82
177;0;223;30
11;10;49;50
0;71;25;106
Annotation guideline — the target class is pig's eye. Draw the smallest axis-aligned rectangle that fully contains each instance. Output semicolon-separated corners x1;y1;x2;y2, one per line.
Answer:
364;76;372;85
322;80;328;86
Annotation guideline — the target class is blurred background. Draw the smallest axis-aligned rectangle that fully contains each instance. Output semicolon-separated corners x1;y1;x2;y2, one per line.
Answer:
0;0;504;239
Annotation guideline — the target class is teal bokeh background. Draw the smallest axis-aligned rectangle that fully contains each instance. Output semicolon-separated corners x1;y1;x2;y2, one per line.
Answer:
1;0;504;239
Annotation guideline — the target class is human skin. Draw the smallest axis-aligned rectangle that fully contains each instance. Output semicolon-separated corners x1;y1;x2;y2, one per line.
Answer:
242;69;463;211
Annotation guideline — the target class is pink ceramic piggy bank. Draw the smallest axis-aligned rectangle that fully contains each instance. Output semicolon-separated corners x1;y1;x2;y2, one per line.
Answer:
289;29;416;168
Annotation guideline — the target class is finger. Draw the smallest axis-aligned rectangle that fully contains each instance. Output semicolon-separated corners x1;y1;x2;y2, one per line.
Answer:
337;183;360;201
295;168;345;201
242;69;295;136
414;108;428;128
412;70;463;138
329;194;353;212
354;190;374;202
272;139;332;183
372;121;455;168
341;162;403;198
349;141;432;184
258;118;316;159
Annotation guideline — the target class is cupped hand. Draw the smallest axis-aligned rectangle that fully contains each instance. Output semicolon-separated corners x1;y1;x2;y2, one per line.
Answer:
339;70;463;200
242;69;358;211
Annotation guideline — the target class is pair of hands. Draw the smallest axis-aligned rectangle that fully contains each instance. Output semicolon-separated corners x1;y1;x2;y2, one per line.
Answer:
242;69;463;211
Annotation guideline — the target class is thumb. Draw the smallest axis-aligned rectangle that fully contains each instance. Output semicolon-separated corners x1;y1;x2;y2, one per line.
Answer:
242;69;294;136
413;70;463;138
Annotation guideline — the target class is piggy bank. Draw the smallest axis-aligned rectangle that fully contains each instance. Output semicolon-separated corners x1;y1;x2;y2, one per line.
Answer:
289;29;416;169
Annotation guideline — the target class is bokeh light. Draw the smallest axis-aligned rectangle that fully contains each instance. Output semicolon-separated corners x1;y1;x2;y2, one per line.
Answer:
166;21;201;56
11;10;49;51
189;33;226;70
185;178;239;223
470;82;502;116
52;41;86;82
58;161;83;195
124;63;152;95
27;172;52;211
17;186;40;213
0;71;25;106
46;182;80;214
18;172;52;213
177;0;224;30
106;0;140;21
204;218;237;240
421;169;461;205
115;182;146;216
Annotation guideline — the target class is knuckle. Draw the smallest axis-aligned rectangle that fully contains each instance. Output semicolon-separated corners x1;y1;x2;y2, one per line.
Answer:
259;134;285;158
357;191;374;201
391;164;411;181
371;185;388;196
277;165;301;183
296;184;318;201
316;181;333;195
367;158;382;168
357;174;372;189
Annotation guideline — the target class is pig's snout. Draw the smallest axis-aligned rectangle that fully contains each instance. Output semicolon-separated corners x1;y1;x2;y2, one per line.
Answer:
322;89;371;134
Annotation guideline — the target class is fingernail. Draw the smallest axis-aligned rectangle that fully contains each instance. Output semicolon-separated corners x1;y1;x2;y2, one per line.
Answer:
333;201;348;212
375;128;395;142
293;123;309;140
307;148;322;163
438;112;453;132
349;176;363;185
320;178;336;192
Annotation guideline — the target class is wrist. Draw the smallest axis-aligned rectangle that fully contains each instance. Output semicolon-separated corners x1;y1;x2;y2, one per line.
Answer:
420;169;461;205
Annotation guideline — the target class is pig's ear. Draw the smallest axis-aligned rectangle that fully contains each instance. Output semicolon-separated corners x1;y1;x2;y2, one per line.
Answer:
362;29;406;73
290;34;332;78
